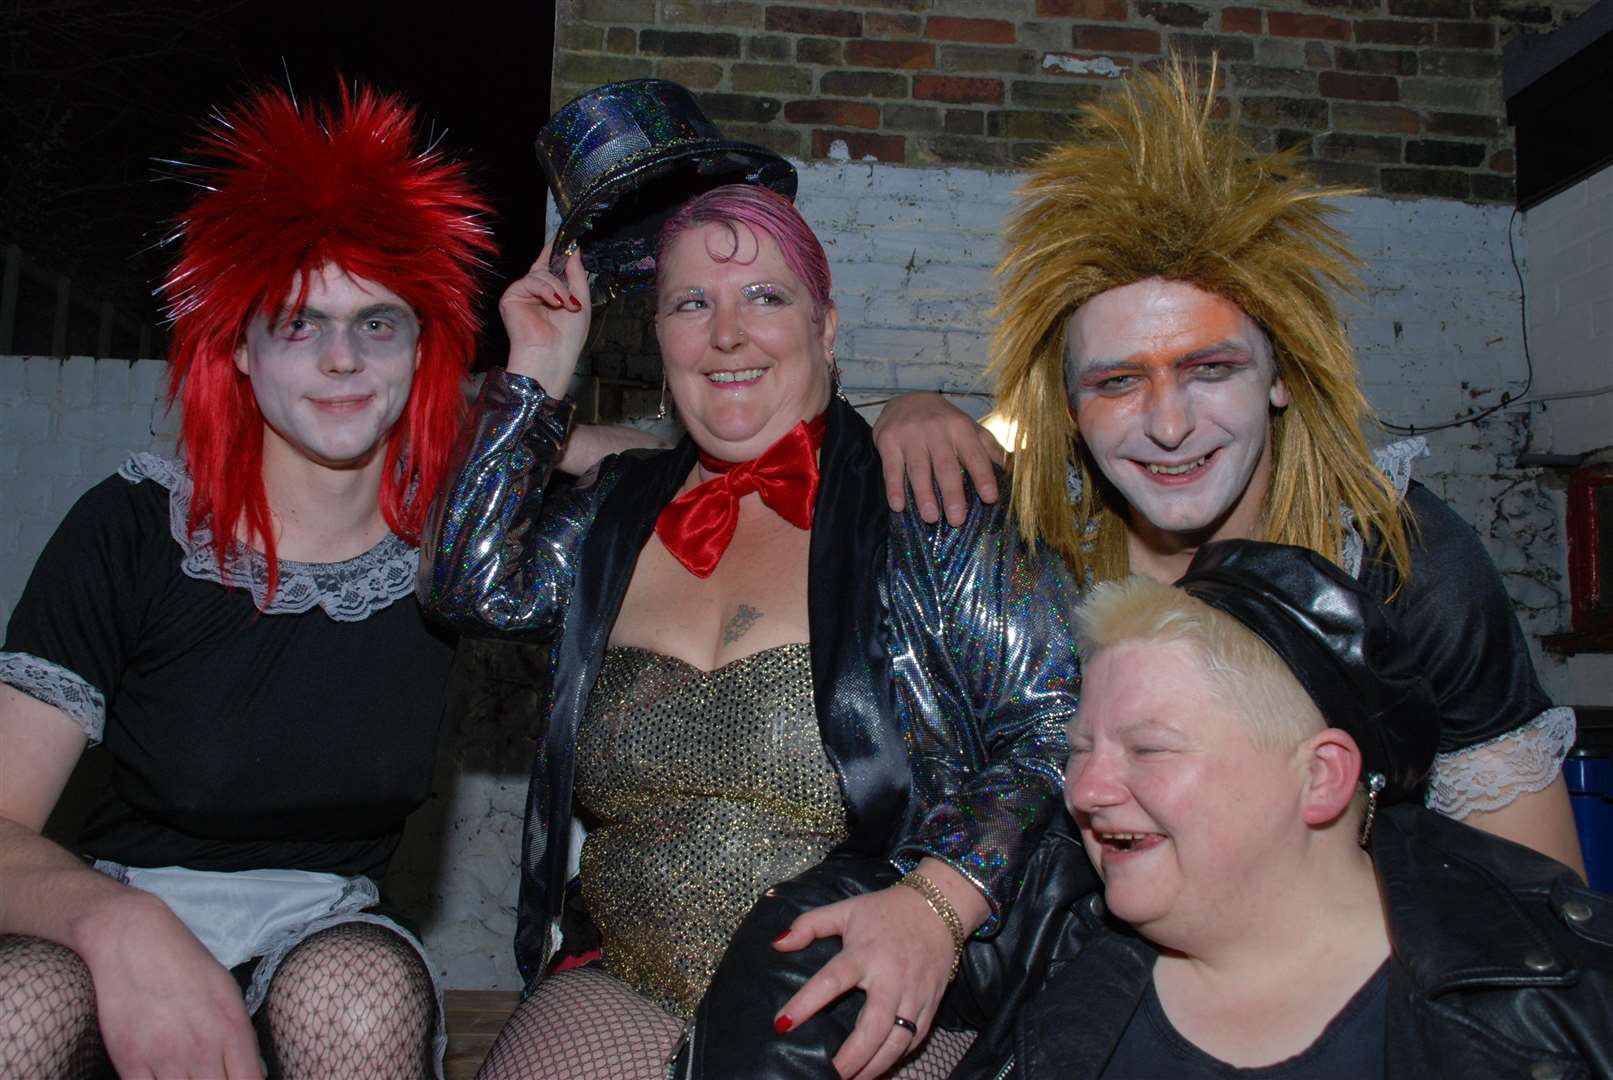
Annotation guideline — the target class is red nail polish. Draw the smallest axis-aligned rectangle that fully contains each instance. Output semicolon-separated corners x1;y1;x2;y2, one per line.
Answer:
568;295;582;310
774;1014;793;1034
772;931;790;944
552;292;565;305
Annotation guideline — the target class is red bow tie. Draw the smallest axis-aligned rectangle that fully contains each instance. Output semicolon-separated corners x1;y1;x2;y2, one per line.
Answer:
655;414;828;578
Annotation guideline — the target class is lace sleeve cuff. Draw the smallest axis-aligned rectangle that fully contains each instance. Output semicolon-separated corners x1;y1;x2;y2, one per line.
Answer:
0;651;106;744
1424;707;1577;819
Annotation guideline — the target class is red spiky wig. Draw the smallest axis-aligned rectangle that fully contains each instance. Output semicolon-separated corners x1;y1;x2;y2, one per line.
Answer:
160;83;494;601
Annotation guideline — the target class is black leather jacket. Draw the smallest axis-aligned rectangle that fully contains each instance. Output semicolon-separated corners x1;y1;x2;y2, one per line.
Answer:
418;371;1079;984
951;805;1613;1079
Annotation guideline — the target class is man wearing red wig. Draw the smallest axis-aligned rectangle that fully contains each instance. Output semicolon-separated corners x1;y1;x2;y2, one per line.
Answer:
0;85;493;1079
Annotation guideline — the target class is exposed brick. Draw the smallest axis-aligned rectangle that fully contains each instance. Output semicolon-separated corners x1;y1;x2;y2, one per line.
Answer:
580;0;655;20
1231;64;1318;93
1009;141;1059;164
784;98;881;127
733;62;814;93
1209;95;1232;120
1012;78;1110;108
1420;50;1502;78
1073;25;1163;52
1019;20;1072;50
1386;0;1471;16
1470;173;1514;202
1472;0;1553;22
765;5;862;36
660;1;764;28
655;59;725;88
1037;0;1128;18
797;37;844;64
1240;96;1328;128
1335;47;1419;75
1318;71;1401;101
846;39;936;68
1435;21;1495;47
746;35;793;61
1381;166;1470;198
812;129;906;161
1221;7;1262;32
1404;138;1486;166
1317;131;1405;163
866;12;922;37
557;23;605;50
1331;102;1421;133
914;74;1005;104
945;107;985;134
1244;127;1316;154
1304;0;1378;11
820;69;907;97
639;29;742;57
926;15;1016;43
882;103;944;131
911;134;1013;166
1399;77;1495;110
1488;148;1514;173
725;120;803;156
1041;51;1134;78
607;26;638;51
1306;160;1379;189
695;91;782;124
1353;18;1436;45
1426;111;1503;138
1267;12;1351;39
1167;32;1256;61
556;53;655;85
1136;1;1211;27
942;44;1038;74
987;108;1078;140
1305;41;1332;66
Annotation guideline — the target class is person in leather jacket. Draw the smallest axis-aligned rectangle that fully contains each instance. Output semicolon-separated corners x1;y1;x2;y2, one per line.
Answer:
418;183;1078;1079
951;541;1613;1080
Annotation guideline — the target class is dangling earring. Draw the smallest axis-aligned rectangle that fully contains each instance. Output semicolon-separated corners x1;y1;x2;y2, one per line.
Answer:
829;348;848;403
655;371;668;421
1357;771;1386;847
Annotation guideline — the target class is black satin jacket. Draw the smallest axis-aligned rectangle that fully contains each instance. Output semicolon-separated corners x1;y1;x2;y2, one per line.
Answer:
951;806;1613;1080
418;371;1079;984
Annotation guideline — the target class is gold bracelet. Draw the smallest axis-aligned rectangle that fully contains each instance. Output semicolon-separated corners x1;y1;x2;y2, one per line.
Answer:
896;870;966;979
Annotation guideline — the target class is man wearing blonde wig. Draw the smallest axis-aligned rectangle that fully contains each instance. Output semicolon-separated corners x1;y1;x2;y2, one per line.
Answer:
872;59;1584;872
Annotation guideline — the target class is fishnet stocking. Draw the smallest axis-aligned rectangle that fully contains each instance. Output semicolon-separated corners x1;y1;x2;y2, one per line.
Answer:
476;968;683;1080
0;935;107;1080
258;921;434;1080
474;967;973;1079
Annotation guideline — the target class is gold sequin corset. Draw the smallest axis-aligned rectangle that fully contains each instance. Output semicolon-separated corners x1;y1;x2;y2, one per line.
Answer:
574;642;849;1018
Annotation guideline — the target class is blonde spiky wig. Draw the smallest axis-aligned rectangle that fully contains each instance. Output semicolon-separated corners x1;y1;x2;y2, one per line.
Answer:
991;56;1411;585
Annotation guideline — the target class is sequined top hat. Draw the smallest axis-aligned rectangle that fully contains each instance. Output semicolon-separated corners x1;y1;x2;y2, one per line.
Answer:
537;79;797;297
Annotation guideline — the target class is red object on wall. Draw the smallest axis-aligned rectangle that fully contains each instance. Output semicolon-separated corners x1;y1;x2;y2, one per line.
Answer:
1566;467;1613;632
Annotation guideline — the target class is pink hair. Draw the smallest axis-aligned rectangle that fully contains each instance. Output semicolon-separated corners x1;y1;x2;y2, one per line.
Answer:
657;184;831;320
160;83;494;604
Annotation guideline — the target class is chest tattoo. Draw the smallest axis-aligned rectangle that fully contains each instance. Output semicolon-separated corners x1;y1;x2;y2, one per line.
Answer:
723;604;763;644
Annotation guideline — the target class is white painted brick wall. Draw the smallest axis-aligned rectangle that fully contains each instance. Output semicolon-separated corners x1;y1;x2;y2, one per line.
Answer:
3;161;1605;990
1517;165;1613;456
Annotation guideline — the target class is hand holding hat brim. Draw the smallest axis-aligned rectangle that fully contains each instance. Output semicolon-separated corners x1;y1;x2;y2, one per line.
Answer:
500;241;592;398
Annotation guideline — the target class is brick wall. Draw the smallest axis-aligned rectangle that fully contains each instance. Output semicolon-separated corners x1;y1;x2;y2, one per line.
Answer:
554;0;1596;204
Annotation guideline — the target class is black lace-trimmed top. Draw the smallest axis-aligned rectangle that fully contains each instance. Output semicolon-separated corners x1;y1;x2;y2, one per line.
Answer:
0;456;455;880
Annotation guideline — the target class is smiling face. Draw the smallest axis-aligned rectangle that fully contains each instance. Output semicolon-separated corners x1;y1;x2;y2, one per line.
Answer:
1066;279;1289;556
1066;641;1308;952
234;263;421;473
654;220;837;462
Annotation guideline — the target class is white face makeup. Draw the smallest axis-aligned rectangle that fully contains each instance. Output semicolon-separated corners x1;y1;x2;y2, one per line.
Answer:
235;263;421;473
654;221;836;463
1065;642;1306;951
1066;278;1289;553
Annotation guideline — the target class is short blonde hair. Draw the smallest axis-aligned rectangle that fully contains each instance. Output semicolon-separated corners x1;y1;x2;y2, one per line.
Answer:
1075;574;1325;751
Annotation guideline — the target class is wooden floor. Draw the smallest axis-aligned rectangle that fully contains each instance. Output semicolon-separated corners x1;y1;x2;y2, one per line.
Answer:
444;990;521;1080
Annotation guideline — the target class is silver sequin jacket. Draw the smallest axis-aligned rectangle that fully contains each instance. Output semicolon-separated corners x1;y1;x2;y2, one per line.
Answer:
418;370;1078;984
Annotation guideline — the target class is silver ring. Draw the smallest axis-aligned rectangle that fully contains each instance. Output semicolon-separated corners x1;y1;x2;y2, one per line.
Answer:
893;1016;918;1036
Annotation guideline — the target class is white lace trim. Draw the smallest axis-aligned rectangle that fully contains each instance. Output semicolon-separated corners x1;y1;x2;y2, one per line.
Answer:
1340;437;1427;576
118;452;419;622
0;651;106;744
1424;707;1578;819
